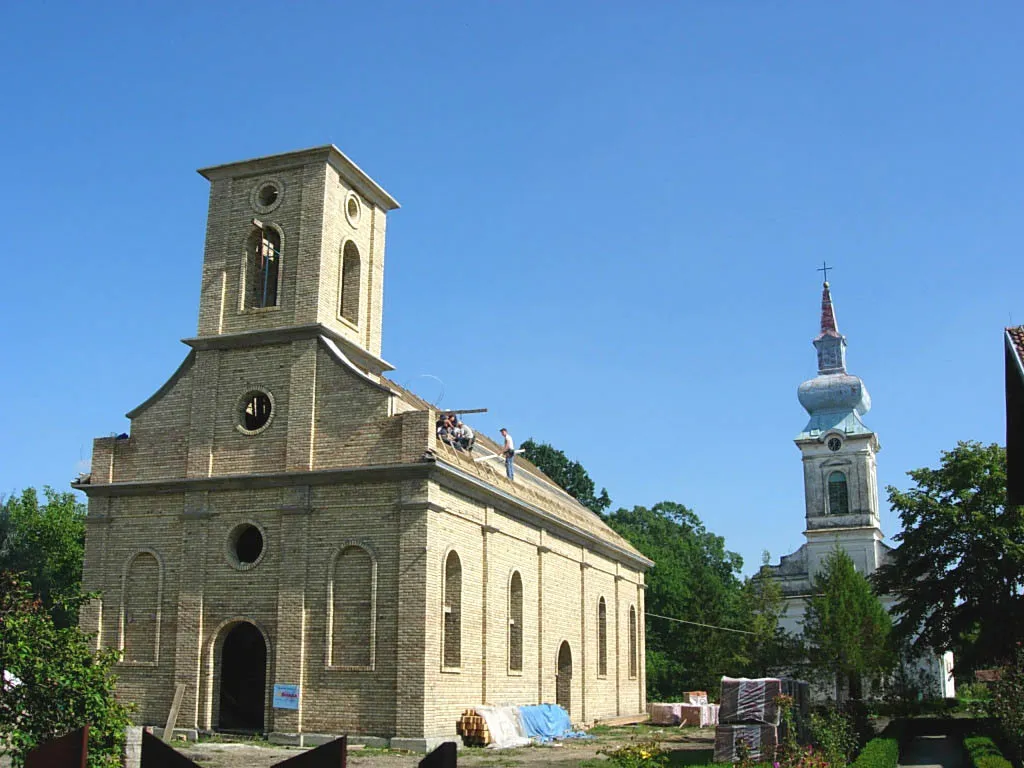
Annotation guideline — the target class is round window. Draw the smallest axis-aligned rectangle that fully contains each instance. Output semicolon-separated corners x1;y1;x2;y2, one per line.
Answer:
237;389;274;435
344;191;362;228
257;183;279;208
227;523;266;570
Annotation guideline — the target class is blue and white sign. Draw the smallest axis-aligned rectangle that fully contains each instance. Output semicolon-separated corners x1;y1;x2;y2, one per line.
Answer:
272;684;300;710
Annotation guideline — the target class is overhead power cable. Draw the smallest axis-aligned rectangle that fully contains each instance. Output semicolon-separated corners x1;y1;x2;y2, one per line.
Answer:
645;612;756;636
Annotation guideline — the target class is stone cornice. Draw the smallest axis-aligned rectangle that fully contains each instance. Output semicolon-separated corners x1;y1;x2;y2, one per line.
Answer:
72;462;433;497
197;144;400;212
182;324;395;374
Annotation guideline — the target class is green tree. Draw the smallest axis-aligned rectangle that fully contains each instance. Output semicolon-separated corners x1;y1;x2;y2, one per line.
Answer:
520;439;611;514
605;502;749;696
0;573;131;768
874;441;1024;673
0;487;86;628
803;546;892;700
739;554;801;675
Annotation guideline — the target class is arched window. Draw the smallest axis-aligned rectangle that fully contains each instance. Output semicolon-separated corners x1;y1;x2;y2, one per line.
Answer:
330;545;375;668
122;552;161;663
246;225;281;308
340;241;361;325
828;471;849;515
443;550;462;669
628;605;638;679
597;597;608;677
509;571;523;672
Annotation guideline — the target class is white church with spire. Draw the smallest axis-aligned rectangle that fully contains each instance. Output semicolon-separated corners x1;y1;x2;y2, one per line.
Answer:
766;280;955;698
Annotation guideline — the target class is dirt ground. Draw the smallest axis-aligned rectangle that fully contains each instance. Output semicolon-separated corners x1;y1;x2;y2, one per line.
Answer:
175;724;716;768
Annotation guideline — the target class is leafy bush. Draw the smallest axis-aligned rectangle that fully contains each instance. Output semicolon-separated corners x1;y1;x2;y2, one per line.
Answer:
809;709;858;767
0;573;131;768
963;736;1012;768
989;647;1024;762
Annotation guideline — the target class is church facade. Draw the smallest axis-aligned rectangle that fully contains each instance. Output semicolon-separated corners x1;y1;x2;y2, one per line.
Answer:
75;146;651;749
766;282;954;698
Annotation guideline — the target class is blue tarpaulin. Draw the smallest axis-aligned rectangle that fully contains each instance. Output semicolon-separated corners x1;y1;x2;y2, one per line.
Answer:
517;704;591;742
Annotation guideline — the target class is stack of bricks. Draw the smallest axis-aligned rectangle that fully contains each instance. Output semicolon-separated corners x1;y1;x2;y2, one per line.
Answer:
456;710;491;747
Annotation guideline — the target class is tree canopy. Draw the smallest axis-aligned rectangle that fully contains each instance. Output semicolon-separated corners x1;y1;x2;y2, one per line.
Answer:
0;487;86;628
803;546;892;700
874;441;1024;672
605;502;752;696
520;439;611;514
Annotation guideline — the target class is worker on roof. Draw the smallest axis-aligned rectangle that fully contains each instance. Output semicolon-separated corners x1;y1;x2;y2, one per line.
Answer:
455;421;474;453
499;428;515;481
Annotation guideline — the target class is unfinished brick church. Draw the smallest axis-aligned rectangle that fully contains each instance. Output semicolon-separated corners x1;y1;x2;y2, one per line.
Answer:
75;146;651;749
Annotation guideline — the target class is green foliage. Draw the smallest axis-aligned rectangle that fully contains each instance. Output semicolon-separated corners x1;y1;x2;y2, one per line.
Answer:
0;573;131;768
598;741;670;768
520;439;611;514
990;646;1024;763
875;442;1024;673
963;736;1013;768
808;708;858;767
848;733;899;768
605;502;751;696
740;556;803;675
0;487;86;627
803;546;893;700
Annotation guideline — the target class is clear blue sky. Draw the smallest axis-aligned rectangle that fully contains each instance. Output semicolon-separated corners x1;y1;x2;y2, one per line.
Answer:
3;2;1021;574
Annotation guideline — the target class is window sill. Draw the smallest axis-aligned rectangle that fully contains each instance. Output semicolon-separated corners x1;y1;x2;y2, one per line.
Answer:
440;666;462;675
118;659;159;668
326;664;375;673
507;669;524;677
242;305;282;314
597;674;608;680
336;314;360;332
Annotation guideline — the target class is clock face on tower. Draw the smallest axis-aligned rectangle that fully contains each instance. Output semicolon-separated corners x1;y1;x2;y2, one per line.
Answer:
827;437;842;452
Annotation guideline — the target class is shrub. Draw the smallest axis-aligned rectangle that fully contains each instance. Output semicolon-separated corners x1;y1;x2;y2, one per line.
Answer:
809;709;858;767
963;736;1013;768
848;728;900;768
989;647;1024;763
0;573;131;768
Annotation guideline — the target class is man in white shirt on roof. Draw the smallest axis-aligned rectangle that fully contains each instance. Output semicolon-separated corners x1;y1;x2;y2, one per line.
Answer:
499;428;515;481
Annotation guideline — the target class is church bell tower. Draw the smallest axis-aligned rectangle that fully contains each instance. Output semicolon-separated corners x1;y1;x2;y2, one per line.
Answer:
795;281;886;577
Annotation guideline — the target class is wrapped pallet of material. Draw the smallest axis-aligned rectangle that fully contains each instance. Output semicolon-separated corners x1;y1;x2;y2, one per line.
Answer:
714;723;778;763
649;703;684;725
718;677;783;725
685;690;709;705
680;703;720;727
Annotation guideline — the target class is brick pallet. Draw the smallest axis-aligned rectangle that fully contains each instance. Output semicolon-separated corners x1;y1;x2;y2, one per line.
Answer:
456;710;491;747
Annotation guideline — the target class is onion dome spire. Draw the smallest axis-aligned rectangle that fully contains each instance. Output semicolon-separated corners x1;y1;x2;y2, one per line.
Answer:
797;278;872;439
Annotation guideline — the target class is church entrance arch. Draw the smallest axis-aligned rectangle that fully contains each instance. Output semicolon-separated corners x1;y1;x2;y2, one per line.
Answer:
216;621;267;732
555;641;572;715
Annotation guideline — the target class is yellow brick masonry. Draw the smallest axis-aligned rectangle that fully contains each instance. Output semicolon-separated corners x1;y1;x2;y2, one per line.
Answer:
76;146;650;751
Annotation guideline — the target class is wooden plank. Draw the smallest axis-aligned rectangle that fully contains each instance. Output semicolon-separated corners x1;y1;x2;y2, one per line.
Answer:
162;683;186;742
595;713;650;726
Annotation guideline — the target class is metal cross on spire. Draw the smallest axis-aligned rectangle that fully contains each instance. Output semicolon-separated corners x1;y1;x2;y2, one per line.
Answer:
817;261;832;283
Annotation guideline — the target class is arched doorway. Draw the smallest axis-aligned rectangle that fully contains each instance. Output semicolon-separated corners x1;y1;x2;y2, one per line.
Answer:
217;622;267;732
555;641;572;715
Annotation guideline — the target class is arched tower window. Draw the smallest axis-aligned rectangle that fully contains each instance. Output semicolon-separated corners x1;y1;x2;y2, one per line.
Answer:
509;571;523;672
122;552;161;663
828;471;849;515
628;604;638;679
443;550;462;669
340;241;361;325
329;545;375;668
245;225;281;309
597;597;608;677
